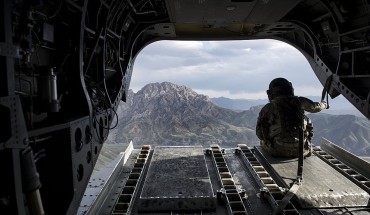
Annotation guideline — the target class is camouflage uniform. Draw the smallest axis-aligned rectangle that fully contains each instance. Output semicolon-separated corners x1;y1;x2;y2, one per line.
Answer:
256;96;327;157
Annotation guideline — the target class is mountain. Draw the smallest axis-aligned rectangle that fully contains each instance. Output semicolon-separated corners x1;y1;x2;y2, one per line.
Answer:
211;96;364;117
308;113;370;156
108;82;370;156
107;82;260;147
210;97;267;111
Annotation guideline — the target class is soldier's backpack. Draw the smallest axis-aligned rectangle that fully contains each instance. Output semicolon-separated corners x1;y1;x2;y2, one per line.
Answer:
268;96;304;156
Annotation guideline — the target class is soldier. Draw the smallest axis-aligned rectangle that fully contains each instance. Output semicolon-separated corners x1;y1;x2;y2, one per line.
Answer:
256;78;327;157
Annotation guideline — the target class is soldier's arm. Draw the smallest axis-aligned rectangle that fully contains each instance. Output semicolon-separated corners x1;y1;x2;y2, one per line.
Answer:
256;105;270;140
256;111;264;140
298;97;327;113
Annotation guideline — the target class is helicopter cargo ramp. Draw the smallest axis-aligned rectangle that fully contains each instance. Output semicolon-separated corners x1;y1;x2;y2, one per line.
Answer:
254;145;370;209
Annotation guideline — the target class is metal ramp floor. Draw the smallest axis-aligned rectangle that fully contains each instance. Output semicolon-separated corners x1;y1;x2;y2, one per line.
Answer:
254;146;370;208
139;146;216;212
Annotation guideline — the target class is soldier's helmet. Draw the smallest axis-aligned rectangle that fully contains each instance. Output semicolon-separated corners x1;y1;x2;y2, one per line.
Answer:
267;77;294;100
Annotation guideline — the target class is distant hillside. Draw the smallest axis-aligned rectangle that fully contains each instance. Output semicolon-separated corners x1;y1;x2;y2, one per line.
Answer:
211;96;364;117
108;82;370;156
308;113;370;156
210;97;267;111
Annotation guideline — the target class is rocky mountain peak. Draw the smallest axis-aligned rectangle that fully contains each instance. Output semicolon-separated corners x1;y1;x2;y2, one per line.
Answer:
111;82;258;147
137;82;210;102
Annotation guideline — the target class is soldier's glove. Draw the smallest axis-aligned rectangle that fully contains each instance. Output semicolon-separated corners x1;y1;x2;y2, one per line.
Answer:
321;100;329;109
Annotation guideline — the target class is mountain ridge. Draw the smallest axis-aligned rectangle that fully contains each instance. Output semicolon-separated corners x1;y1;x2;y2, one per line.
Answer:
211;95;364;117
108;82;370;156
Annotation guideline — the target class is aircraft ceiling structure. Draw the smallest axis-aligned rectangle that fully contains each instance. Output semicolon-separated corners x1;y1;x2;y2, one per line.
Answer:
0;0;370;214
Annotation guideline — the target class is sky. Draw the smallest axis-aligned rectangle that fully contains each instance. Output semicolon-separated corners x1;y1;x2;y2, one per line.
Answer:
130;39;324;100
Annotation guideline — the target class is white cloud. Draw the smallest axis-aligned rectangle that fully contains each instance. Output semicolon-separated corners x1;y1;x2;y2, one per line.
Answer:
194;89;268;100
131;40;325;99
294;85;324;97
163;40;204;50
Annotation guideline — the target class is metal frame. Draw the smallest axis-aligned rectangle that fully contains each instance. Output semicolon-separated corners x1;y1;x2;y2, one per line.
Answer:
2;1;370;214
